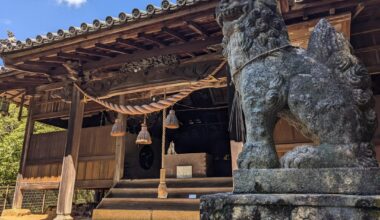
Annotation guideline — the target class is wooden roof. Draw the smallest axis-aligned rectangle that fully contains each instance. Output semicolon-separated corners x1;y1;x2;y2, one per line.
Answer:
0;0;379;106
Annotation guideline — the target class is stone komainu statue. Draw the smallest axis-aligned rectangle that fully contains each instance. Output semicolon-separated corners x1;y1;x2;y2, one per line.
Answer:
216;0;378;169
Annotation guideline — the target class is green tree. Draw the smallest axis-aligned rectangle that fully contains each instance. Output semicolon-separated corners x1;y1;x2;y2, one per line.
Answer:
0;104;62;185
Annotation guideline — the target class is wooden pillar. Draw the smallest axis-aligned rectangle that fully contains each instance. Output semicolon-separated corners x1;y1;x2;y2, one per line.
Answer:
12;96;35;209
55;84;84;220
113;95;126;183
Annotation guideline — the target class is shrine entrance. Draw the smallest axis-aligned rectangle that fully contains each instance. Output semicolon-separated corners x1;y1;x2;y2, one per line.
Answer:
123;87;232;180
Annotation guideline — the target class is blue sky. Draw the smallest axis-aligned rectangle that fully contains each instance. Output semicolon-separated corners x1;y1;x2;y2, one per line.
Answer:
0;0;162;65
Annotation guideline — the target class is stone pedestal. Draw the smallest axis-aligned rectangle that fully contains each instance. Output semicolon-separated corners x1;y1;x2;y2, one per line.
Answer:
200;168;380;220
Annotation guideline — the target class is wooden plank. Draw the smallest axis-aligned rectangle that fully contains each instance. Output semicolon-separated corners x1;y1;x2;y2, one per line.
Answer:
76;161;86;181
116;38;147;50
39;56;67;64
107;160;115;180
26;155;115;165
278;0;290;14
85;161;93;180
288;13;351;48
55;83;84;218
57;52;99;62
186;21;209;39
19;179;113;190
83;36;222;71
20;181;60;190
138;33;167;48
162;27;188;42
12;96;35;209
283;0;372;20
95;43;131;54
92;161;101;180
368;65;380;75
75;180;113;189
76;48;115;58
352;19;380;36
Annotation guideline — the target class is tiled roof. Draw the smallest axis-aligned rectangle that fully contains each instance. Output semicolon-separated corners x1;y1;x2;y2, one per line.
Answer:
0;0;211;54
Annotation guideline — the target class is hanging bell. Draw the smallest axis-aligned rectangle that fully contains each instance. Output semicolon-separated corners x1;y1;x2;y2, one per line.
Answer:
165;109;179;129
110;119;126;137
136;123;152;145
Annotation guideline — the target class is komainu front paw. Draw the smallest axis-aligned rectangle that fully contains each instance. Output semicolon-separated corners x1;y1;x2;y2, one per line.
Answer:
280;145;321;168
238;143;280;169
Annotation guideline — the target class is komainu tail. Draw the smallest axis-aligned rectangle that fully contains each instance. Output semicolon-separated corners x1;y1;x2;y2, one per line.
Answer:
307;19;377;140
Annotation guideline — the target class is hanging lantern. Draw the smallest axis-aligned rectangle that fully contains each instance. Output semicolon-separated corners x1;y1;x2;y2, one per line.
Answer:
136;117;152;145
0;97;10;116
165;109;179;129
110;118;126;137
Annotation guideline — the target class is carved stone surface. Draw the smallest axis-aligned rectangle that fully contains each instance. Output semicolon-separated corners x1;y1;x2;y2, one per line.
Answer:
233;168;380;194
200;0;380;218
200;193;380;220
217;0;378;169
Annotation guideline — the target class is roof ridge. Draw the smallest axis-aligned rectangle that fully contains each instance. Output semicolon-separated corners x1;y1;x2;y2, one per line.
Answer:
0;0;212;54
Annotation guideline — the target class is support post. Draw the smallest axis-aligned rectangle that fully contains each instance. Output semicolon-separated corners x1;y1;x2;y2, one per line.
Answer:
113;95;126;184
54;84;84;220
12;96;35;209
3;185;9;210
158;108;168;199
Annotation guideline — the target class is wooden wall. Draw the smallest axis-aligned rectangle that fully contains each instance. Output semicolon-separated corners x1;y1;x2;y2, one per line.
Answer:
23;126;116;189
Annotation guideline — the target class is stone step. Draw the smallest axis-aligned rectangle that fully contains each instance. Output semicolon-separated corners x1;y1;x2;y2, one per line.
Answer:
115;177;232;189
108;187;232;198
93;209;199;220
97;198;200;210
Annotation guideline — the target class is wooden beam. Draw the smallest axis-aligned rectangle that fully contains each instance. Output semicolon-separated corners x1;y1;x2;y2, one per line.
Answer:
9;90;24;101
283;0;376;20
162;27;188;42
19;179;113;190
113;95;126;184
55;84;84;219
368;65;380;75
39;56;67;64
278;0;290;14
353;3;365;20
12;96;35;209
83;36;222;71
138;33;167;48
116;38;147;50
355;45;380;54
186;21;209;39
352;19;380;36
8;64;50;75
76;48;114;58
24;60;62;68
57;52;99;62
95;43;131;54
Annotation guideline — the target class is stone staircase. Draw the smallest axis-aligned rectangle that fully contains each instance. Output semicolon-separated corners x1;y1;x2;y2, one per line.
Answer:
92;177;233;220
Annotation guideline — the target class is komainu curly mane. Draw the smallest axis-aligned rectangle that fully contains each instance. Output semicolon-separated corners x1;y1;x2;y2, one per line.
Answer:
217;0;378;169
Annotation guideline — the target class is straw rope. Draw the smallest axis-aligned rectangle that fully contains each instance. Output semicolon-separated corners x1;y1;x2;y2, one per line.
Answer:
69;61;227;116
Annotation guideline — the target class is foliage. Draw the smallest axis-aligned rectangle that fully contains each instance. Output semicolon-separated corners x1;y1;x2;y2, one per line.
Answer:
0;104;63;185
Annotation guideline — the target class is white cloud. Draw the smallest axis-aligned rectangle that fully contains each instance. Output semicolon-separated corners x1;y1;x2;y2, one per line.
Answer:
57;0;87;8
0;19;12;25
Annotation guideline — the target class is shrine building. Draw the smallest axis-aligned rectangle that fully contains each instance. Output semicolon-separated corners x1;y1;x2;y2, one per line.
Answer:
0;0;379;219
